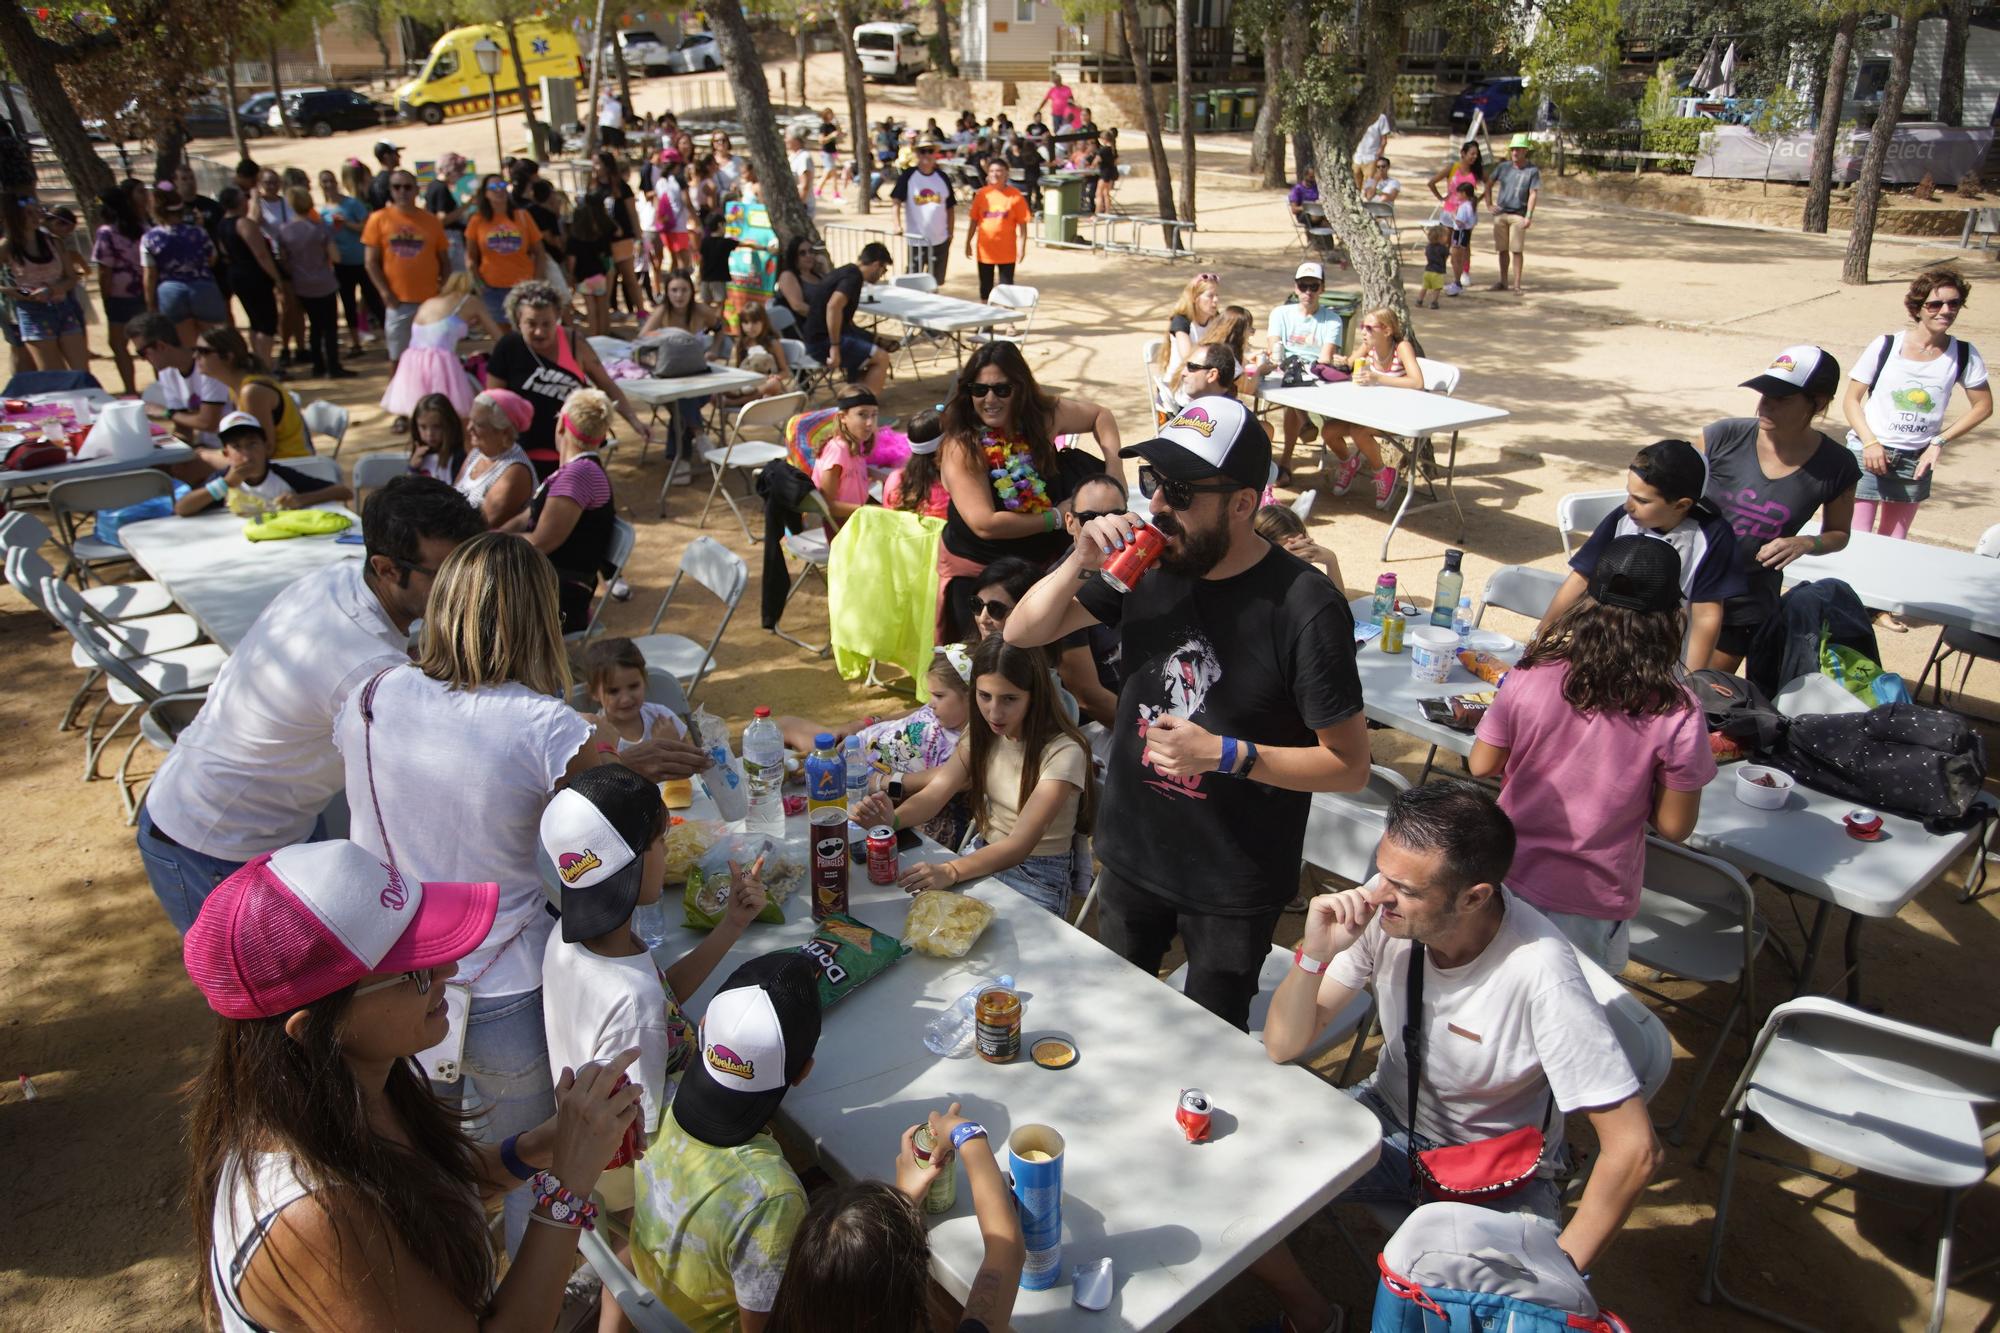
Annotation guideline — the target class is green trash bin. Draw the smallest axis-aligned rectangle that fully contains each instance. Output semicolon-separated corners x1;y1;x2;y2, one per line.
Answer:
1322;291;1363;355
1043;174;1083;244
1193;94;1210;131
1237;87;1260;126
1213;89;1236;130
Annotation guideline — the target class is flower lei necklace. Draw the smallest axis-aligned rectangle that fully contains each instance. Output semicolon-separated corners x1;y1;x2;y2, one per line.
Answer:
982;428;1050;513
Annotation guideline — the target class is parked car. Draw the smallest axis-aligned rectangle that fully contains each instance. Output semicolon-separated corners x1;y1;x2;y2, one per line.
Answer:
182;101;235;140
602;29;672;74
855;22;928;83
236;91;297;138
665;32;719;74
271;88;391;137
1448;76;1525;133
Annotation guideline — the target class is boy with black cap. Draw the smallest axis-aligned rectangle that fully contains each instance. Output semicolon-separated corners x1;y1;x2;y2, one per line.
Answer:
539;764;767;1220
631;950;822;1331
173;410;350;516
1004;393;1372;1031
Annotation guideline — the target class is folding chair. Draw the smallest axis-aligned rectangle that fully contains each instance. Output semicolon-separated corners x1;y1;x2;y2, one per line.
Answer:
8;545;200;734
302;400;351;456
284;456;342;487
47;469;174;586
980;283;1039;347
1377;357;1465;560
1624;837;1768;1143
1290;489;1317;520
1139;336;1174;426
628;536;746;700
578;1222;697;1333
781;337;836;402
1295;201;1336;255
132;691;209;819
1556;488;1625;559
1917;520;2000;707
1364;199;1402;252
351;453;408;502
696;391;804;542
1474;564;1564;629
1698;998;2000;1333
771;491;834;656
893;262;939;295
0;511;172;621
566;517;636;647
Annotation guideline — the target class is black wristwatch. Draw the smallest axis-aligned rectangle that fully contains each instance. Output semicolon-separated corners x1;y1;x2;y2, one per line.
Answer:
888;776;906;800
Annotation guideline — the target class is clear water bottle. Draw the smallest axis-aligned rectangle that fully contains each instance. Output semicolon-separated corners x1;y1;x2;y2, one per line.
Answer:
632;898;671;951
924;974;1013;1056
1451;594;1474;647
843;733;872;808
741;706;787;838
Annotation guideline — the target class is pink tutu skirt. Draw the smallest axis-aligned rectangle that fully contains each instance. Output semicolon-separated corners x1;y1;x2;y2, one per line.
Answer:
380;347;478;418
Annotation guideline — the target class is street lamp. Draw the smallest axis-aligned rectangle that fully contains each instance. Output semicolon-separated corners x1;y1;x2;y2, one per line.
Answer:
472;36;504;168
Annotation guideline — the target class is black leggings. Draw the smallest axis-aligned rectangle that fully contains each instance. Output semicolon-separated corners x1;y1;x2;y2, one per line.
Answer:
300;291;341;373
977;261;1016;301
333;262;383;343
1094;867;1286;1032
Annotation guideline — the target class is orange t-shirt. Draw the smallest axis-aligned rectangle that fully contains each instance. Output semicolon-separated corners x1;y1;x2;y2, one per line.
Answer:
360;206;447;304
971;184;1031;265
465;210;544;290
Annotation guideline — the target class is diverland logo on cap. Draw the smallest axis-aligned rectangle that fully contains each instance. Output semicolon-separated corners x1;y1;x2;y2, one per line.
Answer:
556;849;603;886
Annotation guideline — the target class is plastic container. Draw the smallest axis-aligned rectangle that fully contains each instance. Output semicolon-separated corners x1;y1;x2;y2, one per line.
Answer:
1734;765;1794;810
843;733;872;808
741;707;787;838
1451;595;1474;646
924;973;1013;1056
1430;549;1464;627
1409;625;1457;684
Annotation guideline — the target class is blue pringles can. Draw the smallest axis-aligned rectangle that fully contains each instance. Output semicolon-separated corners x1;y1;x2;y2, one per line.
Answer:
1009;1123;1066;1289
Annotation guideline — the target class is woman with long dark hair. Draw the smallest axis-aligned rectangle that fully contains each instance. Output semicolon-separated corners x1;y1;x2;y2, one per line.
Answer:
0;193;89;370
195;326;311;460
587;150;646;317
934;341;1122;641
186;840;641;1331
92;179;151;393
216;184;283;368
772;234;821;335
466;173;544;330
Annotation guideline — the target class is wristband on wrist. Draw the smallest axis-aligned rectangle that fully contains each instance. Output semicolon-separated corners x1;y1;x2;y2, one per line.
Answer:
949;1121;989;1151
595;743;618;756
1217;736;1237;774
1043;509;1059;532
528;1170;598;1231
1293;944;1332;975
1810;534;1823;555
1241;740;1259;776
499;1133;536;1181
205;476;228;502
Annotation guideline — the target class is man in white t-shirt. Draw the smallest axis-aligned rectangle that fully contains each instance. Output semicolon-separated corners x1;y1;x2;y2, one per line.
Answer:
891;140;956;284
135;476;487;933
1266;260;1348;481
785;128;816;220
1249;782;1662;1333
129;312;229;451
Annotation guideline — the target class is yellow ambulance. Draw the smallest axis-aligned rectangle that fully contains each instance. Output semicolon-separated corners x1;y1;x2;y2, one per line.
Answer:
396;20;584;125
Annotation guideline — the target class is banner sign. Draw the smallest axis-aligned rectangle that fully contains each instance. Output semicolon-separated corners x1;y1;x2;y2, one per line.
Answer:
1695;124;1995;184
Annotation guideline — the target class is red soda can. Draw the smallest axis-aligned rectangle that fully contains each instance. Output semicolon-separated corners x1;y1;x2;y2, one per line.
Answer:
1176;1088;1213;1143
1100;523;1166;593
810;807;850;919
866;825;900;885
604;1074;643;1168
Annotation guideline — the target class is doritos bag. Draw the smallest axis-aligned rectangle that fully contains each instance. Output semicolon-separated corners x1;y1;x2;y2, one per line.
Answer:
799;913;909;1008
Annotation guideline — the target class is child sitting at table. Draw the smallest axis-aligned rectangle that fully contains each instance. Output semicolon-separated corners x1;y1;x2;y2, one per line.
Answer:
1470;535;1716;971
538;764;768;1333
1254;503;1345;596
882;407;947;518
1538;437;1743;671
853;636;1093;915
172;410;349;516
586;636;691;752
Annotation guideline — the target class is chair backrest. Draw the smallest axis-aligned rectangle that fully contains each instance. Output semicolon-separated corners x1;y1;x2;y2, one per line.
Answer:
1761;996;2000;1107
988;283;1039;311
302;400;350;449
768;303;799;335
1415;356;1460;396
1975;521;2000;559
1289;489;1317;520
778;337;816;368
1364;200;1395;219
1139;337;1172;419
1642;836;1756;922
39;575;162;701
5;543;57;616
1476;564;1563;626
0;508;51;553
678;535;749;607
1573;947;1674;1103
1301;764;1411;885
731;391;808;445
352;453;408;498
285;456;342;486
48;468;175;518
606;517;637;577
1556;490;1625;546
891;272;938;294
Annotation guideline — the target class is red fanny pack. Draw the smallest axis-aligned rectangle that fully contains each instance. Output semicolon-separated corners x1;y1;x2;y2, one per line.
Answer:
4;439;69;471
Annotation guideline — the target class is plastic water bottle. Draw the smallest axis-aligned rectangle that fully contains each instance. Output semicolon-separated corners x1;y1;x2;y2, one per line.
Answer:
741;707;787;838
1451;595;1474;648
844;733;873;809
925;974;1014;1056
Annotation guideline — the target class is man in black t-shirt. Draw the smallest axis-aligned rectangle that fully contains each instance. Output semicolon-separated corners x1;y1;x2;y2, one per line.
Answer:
366;140;402;211
802;241;892;397
1007;395;1371;1030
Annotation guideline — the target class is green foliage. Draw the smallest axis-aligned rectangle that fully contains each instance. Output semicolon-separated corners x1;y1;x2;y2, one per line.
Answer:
1642;116;1709;172
1522;0;1620;119
1747;78;1809;135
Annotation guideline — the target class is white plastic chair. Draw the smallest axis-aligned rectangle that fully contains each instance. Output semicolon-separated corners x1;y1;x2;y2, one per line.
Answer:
771;491;834;656
351;453;407;500
578;1225;697;1333
1139;336;1174;425
47;470;173;586
628;536;746;699
981;283;1039;347
890;270;938;294
8;544;199;737
1699;998;2000;1333
1474;564;1564;629
1625;837;1768;1143
696;391;804;542
565;517;637;649
1556;488;1625;559
1916;520;2000;706
132;691;208;819
302;400;351;456
285;455;342;486
781;336;836;401
0;511;171;621
1290;489;1317;520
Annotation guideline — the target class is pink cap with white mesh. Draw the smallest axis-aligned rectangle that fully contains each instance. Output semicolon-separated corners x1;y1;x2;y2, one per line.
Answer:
183;841;498;1020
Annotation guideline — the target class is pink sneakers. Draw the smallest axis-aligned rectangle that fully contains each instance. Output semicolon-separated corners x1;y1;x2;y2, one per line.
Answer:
1374;465;1399;509
1330;449;1366;496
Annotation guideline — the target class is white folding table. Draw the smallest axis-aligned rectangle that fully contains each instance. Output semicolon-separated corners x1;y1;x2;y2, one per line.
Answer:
1254;374;1509;559
0;441;195;496
1782;530;2000;638
118;504;363;650
599;358;770;516
641;812;1383;1331
858;284;1017;378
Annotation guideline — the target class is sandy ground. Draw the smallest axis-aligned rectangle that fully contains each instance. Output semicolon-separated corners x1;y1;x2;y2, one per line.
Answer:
5;55;2000;1331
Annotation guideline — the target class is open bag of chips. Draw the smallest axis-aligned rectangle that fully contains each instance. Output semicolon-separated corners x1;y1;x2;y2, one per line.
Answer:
902;890;995;958
683;833;800;930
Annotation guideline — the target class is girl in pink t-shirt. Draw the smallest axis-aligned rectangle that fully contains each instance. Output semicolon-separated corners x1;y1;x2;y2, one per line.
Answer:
810;388;881;525
1468;535;1718;971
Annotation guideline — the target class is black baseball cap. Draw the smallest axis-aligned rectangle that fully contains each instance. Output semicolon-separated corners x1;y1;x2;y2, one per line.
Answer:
1741;344;1841;400
672;951;822;1148
1589;535;1683;614
538;764;664;943
1120;393;1272;492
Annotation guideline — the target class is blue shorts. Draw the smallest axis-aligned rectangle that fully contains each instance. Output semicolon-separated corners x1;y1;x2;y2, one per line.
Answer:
808;331;877;380
156;277;229;326
482;283;513;328
16;293;84;342
102;293;148;325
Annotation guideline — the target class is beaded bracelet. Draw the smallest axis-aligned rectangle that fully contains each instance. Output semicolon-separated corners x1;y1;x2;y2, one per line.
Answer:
528;1169;598;1231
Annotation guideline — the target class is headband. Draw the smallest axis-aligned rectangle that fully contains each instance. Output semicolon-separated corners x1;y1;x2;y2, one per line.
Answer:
941;643;973;684
837;388;879;411
906;433;942;456
560;409;607;447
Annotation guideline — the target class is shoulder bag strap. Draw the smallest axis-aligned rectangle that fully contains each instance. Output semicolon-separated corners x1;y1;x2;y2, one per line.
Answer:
358;666;400;871
1402;940;1426;1180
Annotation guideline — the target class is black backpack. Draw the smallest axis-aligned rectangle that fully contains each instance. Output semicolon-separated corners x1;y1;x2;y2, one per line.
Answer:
1688;669;1785;755
1765;704;1989;832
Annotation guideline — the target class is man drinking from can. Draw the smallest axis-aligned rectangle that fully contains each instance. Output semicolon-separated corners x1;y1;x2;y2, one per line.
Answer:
1004;394;1371;1030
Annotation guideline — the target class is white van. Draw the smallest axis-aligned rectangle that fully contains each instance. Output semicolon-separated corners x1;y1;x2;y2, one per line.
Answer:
854;22;929;83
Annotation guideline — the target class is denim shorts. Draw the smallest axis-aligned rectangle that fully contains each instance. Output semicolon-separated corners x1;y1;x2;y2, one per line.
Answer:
156;277;229;326
16;293;84;342
436;986;557;1254
969;832;1074;915
481;283;513;328
1851;441;1933;504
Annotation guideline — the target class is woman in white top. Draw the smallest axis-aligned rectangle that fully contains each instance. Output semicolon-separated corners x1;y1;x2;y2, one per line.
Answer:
454;387;536;528
1324;306;1425;511
187;840;641;1333
333;532;610;1252
1841;266;1993;550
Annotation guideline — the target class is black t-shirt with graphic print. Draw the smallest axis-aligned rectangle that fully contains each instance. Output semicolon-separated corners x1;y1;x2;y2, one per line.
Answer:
1075;542;1363;915
1702;417;1860;627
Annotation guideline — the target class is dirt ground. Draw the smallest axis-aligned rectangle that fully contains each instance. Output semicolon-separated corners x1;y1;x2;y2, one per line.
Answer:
4;56;2000;1331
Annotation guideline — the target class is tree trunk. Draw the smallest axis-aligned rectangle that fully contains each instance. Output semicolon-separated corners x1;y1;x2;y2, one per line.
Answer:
1174;0;1195;224
1282;24;1311;176
1939;0;1970;126
224;38;249;161
795;20;809;109
584;0;610;159
269;38;293;137
501;18;549;159
836;0;871;216
1250;28;1284;187
613;34;632;111
1843;14;1919;285
709;0;815;249
1118;0;1178;241
931;0;959;78
1804;12;1856;235
154;121;189;189
0;4;115;204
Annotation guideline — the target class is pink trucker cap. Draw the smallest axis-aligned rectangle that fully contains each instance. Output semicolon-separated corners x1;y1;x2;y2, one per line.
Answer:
184;841;498;1020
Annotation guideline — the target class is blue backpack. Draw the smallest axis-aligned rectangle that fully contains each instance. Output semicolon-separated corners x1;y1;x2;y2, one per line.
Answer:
1371;1204;1632;1333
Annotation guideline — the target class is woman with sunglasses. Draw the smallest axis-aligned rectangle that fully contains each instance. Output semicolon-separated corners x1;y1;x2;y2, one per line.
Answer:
1839;268;1992;592
0;193;90;371
334;533;612;1256
185;838;642;1333
1325;306;1424;510
465;174;544;330
195;327;311;462
935;341;1123;642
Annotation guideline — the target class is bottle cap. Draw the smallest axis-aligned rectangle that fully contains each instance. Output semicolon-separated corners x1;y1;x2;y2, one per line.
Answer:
755;706;771;717
814;732;836;750
1443;548;1464;570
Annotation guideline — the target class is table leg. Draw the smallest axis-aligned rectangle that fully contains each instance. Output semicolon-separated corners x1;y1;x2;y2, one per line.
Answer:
656;403;683;519
1790;898;1834;1000
1841;913;1869;1009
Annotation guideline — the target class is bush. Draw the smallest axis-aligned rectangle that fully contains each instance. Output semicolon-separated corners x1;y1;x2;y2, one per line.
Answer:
1642;116;1709;173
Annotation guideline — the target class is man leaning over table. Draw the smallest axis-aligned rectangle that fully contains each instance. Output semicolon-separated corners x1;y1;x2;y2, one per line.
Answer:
134;477;486;933
128;311;230;484
1249;782;1662;1333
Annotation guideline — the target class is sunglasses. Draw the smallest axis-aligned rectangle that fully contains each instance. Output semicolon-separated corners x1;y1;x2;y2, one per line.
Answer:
354;969;435;998
193;343;217;355
1139;465;1239;510
1195;271;1220;284
1296;281;1322;293
485;181;508;193
966;381;1015;399
1923;298;1964;311
1073;508;1128;524
394;556;441;579
1183;360;1221;375
390;182;417;192
975;598;1014;619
